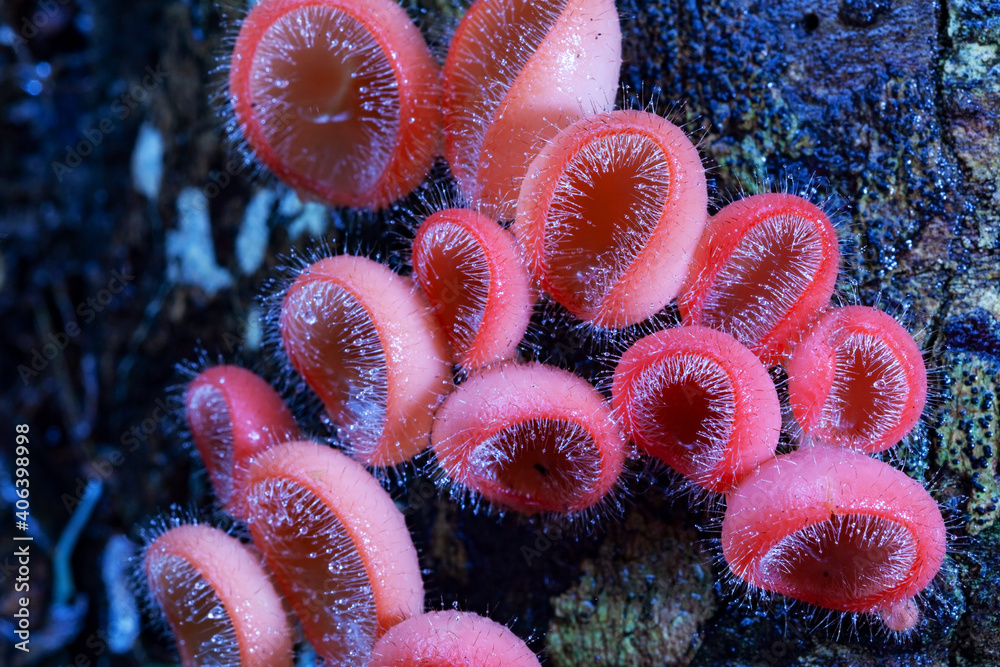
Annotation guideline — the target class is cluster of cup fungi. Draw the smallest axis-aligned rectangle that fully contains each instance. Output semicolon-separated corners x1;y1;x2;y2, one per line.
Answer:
138;0;948;663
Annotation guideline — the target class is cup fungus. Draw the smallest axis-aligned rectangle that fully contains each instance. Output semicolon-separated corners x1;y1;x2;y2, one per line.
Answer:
787;305;927;453
513;109;708;328
722;445;946;631
279;254;451;466
431;362;625;514
679;193;840;365
243;440;424;664
142;523;293;667
185;365;300;517
228;0;441;209
369;611;542;666
411;207;534;372
442;0;621;219
612;326;780;493
137;0;949;655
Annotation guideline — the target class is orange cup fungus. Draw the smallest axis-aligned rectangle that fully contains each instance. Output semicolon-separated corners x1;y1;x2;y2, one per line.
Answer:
185;365;300;517
279;254;451;466
229;0;441;209
411;207;534;372
443;0;622;219
136;0;951;655
787;305;927;453
679;192;840;365
722;445;946;632
431;362;626;514
243;441;424;663
369;611;542;667
142;523;293;667
514;109;708;328
612;326;780;494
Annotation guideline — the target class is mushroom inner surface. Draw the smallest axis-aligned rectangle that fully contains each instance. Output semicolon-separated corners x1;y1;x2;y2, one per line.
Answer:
471;418;601;512
248;477;377;663
701;213;824;347
147;553;240;665
544;133;668;314
758;513;917;603
822;334;906;445
632;355;733;473
252;5;399;194
416;223;489;357
284;281;388;458
187;384;235;503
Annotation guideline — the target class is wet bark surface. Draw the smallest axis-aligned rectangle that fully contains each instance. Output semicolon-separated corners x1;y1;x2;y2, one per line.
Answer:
1;0;998;664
